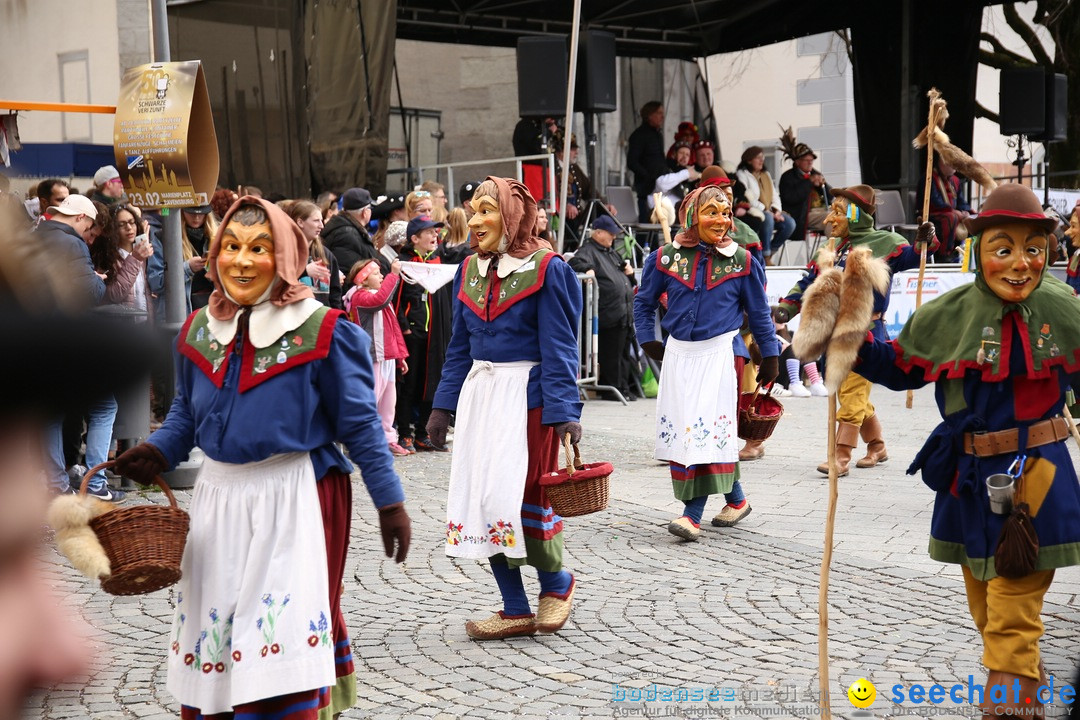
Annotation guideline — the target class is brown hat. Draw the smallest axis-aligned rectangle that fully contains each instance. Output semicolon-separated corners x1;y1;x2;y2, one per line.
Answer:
790;143;816;160
699;165;732;188
832;185;878;216
964;183;1058;236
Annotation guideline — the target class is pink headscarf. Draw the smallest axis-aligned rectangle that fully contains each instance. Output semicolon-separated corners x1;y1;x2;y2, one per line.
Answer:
206;195;314;321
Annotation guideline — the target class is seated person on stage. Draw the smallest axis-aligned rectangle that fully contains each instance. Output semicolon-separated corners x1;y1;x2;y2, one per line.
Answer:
778;128;832;243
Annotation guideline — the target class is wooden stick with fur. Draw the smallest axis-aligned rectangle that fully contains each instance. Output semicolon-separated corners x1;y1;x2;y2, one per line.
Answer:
47;494;114;581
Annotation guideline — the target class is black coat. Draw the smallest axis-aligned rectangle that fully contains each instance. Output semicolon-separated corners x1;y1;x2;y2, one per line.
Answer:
778;167;832;242
626;121;667;197
568;239;636;329
322;213;387;277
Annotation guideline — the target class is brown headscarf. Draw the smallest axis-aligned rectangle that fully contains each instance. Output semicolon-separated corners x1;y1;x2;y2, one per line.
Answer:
673;185;729;247
206;195;314;321
470;176;548;259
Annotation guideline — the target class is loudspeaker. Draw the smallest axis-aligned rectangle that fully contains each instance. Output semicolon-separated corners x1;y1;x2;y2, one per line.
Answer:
1000;68;1046;136
516;37;567;118
576;30;617;113
1035;73;1067;143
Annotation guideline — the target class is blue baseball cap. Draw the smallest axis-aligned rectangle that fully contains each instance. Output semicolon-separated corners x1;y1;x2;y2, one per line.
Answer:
591;214;621;235
406;215;444;240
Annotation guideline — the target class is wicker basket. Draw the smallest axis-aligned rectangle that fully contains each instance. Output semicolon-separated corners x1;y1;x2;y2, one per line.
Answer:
539;436;612;517
80;462;190;596
737;385;784;441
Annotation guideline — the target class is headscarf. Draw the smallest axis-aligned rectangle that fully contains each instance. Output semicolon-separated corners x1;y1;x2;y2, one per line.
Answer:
470;177;547;260
672;185;728;247
206;195;314;321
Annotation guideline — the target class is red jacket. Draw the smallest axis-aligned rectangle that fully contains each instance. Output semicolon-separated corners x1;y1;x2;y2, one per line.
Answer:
344;274;408;363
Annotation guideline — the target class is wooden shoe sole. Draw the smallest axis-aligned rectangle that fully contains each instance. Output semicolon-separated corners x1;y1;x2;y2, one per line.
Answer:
465;612;537;640
535;578;576;633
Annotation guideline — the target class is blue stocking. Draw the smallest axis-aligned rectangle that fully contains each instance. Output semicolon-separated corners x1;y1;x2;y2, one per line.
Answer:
489;559;531;616
682;495;708;525
537;568;573;597
724;480;746;507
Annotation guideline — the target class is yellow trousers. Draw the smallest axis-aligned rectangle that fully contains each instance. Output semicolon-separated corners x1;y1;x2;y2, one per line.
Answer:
837;372;875;425
961;566;1054;680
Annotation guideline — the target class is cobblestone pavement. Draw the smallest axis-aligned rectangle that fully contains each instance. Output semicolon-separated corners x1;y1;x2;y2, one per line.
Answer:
29;386;1080;719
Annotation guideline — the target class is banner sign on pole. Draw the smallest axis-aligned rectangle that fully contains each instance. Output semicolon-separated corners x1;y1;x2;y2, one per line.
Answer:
113;61;219;208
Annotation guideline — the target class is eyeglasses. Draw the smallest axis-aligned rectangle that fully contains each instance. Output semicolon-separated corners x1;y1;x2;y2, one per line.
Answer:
117;220;138;228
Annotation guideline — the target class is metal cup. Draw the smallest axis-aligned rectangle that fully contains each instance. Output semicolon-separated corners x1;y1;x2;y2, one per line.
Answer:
986;474;1015;515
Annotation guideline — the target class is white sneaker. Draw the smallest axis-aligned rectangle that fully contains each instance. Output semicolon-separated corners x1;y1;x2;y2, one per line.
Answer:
769;385;793;398
788;382;812;397
808;382;829;397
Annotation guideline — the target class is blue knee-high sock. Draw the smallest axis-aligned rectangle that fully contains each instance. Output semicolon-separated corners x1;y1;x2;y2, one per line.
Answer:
682;495;708;525
724;480;746;507
489;559;531;616
537;568;573;597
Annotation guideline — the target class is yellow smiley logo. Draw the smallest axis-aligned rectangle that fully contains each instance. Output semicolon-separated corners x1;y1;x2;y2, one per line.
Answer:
848;678;876;708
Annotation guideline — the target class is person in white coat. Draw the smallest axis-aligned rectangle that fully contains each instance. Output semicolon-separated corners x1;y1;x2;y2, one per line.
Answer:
735;146;795;264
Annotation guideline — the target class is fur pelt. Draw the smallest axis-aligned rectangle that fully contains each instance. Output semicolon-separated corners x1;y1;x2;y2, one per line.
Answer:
651;196;676;229
913;89;997;194
793;271;842;362
47;494;113;580
825;247;891;393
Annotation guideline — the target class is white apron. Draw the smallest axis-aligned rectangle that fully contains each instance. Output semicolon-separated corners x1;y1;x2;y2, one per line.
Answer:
654;331;740;466
166;453;335;714
445;360;536;561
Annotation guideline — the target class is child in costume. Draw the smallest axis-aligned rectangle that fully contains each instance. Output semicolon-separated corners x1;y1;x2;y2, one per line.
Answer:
852;183;1080;718
425;177;582;641
344;257;410;457
634;184;779;542
1064;208;1079;295
114;197;411;720
772;185;936;475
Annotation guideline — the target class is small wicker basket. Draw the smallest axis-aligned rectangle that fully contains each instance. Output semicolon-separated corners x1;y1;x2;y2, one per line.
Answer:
737;384;784;441
80;462;190;596
539;435;612;517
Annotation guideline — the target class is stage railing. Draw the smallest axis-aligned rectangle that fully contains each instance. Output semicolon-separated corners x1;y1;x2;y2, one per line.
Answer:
386;153;557;213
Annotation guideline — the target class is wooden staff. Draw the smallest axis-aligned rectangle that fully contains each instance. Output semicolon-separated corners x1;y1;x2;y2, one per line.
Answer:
818;233;839;720
907;88;941;409
1064;404;1080;451
653;192;673;245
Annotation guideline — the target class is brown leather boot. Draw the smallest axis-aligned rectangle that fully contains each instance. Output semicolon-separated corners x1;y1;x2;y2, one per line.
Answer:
855;414;889;468
816;422;859;477
981;671;1044;719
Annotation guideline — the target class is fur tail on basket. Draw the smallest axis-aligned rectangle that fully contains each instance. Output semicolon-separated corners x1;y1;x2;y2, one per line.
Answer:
824;247;891;393
47;494;114;580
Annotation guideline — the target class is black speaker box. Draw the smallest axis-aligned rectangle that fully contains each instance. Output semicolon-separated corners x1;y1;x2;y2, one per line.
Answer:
516;37;567;118
576;30;617;113
1035;73;1067;143
999;67;1046;136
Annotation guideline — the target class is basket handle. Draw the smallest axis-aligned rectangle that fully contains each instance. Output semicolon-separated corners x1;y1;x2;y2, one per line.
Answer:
746;381;773;412
561;433;585;476
80;461;178;508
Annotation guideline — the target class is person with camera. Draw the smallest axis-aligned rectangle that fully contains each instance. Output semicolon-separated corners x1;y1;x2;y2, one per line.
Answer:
778;134;831;243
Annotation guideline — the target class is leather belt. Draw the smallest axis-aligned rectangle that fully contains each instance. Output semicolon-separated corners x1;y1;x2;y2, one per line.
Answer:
962;416;1071;457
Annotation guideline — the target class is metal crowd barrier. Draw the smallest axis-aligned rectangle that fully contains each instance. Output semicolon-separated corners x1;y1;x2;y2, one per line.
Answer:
574;273;628;405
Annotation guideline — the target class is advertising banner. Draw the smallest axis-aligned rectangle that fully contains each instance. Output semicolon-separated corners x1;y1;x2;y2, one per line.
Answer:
113;61;219;208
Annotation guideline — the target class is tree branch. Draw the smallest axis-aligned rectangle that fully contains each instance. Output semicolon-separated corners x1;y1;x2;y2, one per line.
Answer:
980;33;1037;68
974;101;1000;125
1004;3;1054;67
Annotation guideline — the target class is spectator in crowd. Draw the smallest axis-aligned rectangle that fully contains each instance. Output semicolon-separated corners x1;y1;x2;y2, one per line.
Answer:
568;214;637;401
90;165;125;207
380;220;408;266
239;184;263;197
316;190;340;223
928;155;972;261
445;207;472;249
458;181;479;213
420;180;448;221
396;215;445;453
322;187;388;274
181;205;217;310
513;116;559;205
425;210;474;426
650;141;700;214
556;135;616;242
372;193;407;250
693;141;715;172
34;178;69;224
284;199;343;310
83;200;110;247
627;101;669;223
737;146;796;265
343;257;409;457
210;186;238;219
405;190;434;220
778;131;831;243
535;205;554;245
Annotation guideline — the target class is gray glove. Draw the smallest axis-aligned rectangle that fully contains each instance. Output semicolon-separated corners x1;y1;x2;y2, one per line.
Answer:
552;421;583;445
426;409;451;448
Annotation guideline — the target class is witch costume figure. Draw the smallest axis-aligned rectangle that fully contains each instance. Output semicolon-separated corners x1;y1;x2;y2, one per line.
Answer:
426;177;582;641
773;185;936;476
853;184;1080;719
633;184;779;542
114;197;411;720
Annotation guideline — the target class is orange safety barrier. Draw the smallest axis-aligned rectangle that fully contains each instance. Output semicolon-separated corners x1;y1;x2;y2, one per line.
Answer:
0;101;116;114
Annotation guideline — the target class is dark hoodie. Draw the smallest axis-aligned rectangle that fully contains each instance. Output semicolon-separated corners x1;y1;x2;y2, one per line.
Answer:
322;212;387;276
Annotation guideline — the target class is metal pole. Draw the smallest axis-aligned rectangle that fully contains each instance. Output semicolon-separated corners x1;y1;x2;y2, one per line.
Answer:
556;0;583;254
150;0;188;330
